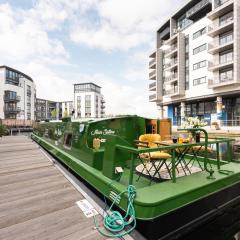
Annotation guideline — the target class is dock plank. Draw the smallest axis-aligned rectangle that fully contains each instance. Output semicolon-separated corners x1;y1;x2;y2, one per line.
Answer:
0;136;113;240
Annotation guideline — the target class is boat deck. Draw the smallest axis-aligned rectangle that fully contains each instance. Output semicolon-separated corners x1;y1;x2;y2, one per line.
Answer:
0;136;118;240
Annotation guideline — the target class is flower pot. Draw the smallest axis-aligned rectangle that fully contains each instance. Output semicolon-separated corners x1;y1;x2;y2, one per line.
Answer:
195;132;200;143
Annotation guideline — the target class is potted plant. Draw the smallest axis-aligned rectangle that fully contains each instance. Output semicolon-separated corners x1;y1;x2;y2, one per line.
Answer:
182;117;208;142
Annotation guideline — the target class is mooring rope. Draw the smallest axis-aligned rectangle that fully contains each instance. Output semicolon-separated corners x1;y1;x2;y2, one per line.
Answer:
93;185;137;238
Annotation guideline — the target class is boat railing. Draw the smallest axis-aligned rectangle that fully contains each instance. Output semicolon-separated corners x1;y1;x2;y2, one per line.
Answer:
116;135;235;185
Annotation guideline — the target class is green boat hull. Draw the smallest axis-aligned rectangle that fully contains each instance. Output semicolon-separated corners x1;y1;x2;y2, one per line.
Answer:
32;116;240;239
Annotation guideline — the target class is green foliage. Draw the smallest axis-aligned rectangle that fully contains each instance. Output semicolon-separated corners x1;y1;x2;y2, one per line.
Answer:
63;110;69;118
0;124;8;137
51;109;58;119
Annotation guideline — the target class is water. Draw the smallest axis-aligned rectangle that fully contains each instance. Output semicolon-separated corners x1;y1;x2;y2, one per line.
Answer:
177;201;240;240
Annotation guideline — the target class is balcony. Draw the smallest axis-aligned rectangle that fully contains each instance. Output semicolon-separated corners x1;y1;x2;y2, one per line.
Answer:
101;99;105;103
208;60;234;71
101;105;106;109
4;107;21;113
4;95;21;102
165;45;178;58
163;88;178;97
149;82;156;91
208;18;233;37
208;0;233;20
149;70;156;80
149;94;157;102
27;89;32;96
164;59;178;71
164;75;178;83
186;0;212;21
149;58;156;69
208;39;233;55
149;51;156;58
208;77;236;88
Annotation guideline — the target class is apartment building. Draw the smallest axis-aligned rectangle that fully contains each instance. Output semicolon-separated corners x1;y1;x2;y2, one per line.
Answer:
149;0;240;126
62;101;74;118
0;66;36;120
36;99;74;121
74;83;106;118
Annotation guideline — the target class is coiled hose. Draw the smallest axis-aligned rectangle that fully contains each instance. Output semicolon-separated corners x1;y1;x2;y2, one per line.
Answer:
94;185;137;238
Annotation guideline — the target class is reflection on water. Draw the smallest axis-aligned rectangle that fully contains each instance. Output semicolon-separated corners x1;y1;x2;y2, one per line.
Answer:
179;200;240;240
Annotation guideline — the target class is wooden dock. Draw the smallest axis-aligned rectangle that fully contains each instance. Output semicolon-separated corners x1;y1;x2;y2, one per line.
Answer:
0;136;121;240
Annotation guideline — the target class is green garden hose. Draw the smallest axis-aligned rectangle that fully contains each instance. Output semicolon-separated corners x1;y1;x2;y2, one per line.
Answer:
94;185;137;238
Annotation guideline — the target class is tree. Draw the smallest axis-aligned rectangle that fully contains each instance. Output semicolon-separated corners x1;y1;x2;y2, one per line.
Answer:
63;110;69;118
51;109;58;119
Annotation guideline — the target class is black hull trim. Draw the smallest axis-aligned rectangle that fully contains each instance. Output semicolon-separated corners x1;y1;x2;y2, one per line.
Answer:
137;182;240;240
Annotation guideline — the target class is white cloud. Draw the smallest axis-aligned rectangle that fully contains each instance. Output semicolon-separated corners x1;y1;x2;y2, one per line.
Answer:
0;0;188;118
70;0;188;51
0;3;68;63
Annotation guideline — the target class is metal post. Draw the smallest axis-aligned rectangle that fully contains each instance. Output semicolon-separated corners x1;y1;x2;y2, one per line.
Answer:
227;141;232;162
171;149;176;183
129;153;135;185
216;142;220;170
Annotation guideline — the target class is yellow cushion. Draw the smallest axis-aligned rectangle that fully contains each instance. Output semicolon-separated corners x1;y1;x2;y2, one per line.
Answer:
191;146;213;153
139;134;161;148
139;151;171;160
150;151;171;159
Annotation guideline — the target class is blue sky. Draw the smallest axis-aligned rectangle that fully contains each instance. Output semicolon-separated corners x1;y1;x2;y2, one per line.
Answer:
0;0;187;117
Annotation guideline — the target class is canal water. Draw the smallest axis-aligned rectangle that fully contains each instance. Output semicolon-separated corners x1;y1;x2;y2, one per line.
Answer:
177;199;240;240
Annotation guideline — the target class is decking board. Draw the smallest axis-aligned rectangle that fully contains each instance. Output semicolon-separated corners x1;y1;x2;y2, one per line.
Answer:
0;136;113;240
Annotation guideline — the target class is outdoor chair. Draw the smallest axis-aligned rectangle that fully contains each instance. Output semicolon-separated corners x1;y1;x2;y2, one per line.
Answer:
135;134;171;184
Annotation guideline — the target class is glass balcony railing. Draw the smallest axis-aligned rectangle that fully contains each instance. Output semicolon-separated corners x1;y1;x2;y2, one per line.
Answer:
149;82;156;89
4;95;21;102
4;107;21;113
164;88;178;96
149;59;156;66
149;70;156;78
186;0;211;18
215;0;230;8
208;77;233;86
149;94;157;101
208;17;233;32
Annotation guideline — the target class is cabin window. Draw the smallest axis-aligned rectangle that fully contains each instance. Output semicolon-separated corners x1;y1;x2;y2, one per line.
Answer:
64;133;72;148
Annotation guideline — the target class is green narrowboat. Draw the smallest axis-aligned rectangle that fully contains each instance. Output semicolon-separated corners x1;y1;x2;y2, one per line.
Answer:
31;115;240;240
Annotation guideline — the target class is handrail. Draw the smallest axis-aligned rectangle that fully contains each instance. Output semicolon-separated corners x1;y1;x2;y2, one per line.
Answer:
178;128;214;179
116;133;234;183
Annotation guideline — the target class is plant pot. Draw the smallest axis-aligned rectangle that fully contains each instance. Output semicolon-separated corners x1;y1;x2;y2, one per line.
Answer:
195;132;201;143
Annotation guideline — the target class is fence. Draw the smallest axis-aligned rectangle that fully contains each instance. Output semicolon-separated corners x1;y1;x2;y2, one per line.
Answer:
0;119;34;128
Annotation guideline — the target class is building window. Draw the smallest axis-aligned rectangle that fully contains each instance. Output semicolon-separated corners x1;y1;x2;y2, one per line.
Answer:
219;49;233;64
5;69;20;86
74;83;100;94
85;95;91;117
177;14;193;30
193;76;206;86
185;35;189;90
219;31;233;45
220;68;233;82
193;27;206;40
193;60;207;70
193;44;207;55
219;11;233;26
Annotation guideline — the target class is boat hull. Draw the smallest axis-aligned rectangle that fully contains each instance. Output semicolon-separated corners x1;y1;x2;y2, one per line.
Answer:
137;181;240;240
32;133;240;240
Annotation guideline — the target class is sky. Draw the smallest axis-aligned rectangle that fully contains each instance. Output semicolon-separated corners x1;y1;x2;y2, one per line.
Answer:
0;0;188;118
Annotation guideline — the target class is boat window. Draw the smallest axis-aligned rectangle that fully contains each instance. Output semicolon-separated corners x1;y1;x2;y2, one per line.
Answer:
64;133;72;148
79;124;85;133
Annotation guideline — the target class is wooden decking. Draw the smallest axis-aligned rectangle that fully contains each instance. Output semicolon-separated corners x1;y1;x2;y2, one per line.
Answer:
0;136;114;240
